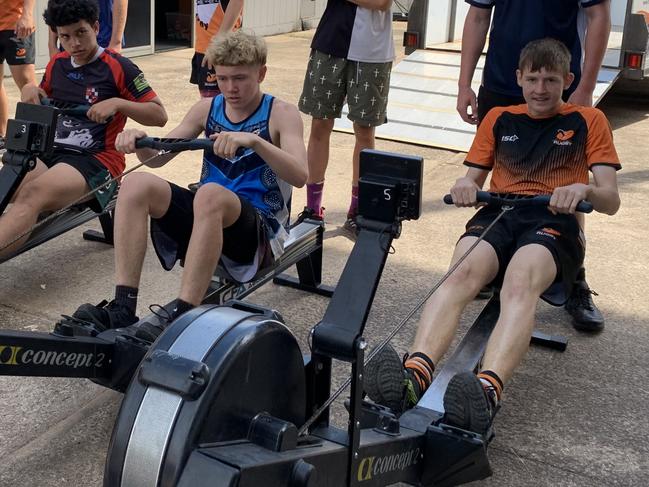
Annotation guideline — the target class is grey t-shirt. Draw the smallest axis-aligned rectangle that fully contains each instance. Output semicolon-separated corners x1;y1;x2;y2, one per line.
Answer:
311;0;395;63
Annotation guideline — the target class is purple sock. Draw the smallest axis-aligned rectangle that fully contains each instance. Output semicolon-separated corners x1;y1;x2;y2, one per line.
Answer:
347;185;359;218
306;181;324;214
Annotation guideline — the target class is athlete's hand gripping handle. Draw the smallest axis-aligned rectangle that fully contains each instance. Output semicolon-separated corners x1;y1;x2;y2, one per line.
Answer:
443;191;593;213
135;137;245;157
41;98;113;122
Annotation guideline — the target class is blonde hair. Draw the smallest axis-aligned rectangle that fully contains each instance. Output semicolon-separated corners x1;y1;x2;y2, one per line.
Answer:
206;30;267;67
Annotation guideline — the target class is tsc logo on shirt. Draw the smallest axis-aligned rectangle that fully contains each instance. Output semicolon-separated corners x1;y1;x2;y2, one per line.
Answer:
501;134;519;142
554;129;575;146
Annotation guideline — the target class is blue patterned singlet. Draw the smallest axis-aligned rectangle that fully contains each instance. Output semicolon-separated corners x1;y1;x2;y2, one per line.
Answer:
202;94;292;261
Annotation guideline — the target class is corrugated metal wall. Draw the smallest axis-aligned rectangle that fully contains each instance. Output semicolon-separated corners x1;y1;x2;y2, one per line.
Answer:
23;0;327;70
243;0;326;36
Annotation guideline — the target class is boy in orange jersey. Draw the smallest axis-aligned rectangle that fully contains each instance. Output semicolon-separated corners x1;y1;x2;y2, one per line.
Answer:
0;0;37;151
191;0;244;98
365;38;621;435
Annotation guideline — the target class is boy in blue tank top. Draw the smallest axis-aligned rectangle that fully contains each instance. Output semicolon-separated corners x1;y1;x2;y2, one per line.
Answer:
65;31;308;340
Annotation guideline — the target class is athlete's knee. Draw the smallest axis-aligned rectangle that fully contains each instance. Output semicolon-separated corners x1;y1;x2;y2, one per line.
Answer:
118;173;165;212
193;184;233;219
441;261;486;296
499;269;540;303
11;183;47;218
120;173;157;199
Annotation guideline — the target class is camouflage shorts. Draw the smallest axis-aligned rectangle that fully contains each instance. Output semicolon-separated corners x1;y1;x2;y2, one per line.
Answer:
299;50;391;127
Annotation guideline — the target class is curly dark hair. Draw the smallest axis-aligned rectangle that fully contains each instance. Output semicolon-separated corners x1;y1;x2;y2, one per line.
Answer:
43;0;100;32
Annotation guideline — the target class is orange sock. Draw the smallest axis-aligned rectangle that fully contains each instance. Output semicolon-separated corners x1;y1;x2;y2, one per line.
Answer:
404;352;435;393
478;370;503;405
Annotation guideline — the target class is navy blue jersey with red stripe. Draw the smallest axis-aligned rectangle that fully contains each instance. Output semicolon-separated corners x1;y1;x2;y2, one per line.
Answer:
40;48;157;176
466;0;607;97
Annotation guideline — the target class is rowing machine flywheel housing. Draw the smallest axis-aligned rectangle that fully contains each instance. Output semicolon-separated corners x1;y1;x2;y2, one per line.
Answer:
104;303;306;487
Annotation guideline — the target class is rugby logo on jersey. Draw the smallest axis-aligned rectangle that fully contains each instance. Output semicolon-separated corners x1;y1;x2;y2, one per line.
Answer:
133;73;150;93
536;227;562;240
85;87;99;104
554;129;575;146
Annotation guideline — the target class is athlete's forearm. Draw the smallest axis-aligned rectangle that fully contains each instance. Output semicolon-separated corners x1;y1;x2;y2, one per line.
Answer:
217;0;244;35
458;8;491;88
578;3;611;94
250;137;308;187
586;184;619;215
117;98;167;127
109;0;128;49
22;0;35;17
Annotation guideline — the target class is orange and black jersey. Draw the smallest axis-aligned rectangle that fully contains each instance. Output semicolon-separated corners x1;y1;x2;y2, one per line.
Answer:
465;104;621;195
40;49;157;177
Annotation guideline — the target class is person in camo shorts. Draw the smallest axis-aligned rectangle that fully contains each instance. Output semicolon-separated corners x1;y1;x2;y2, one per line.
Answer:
298;0;394;235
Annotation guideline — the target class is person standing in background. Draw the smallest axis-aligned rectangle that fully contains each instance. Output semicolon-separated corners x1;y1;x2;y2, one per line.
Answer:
0;0;37;150
48;0;128;56
191;0;244;98
298;0;394;236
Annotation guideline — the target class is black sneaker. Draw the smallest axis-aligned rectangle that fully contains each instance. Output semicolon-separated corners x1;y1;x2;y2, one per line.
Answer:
291;206;324;228
69;299;138;332
135;304;174;342
565;279;604;332
443;372;496;436
364;344;422;414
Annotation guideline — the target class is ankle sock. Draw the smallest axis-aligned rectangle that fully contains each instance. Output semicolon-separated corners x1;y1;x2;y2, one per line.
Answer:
115;285;138;315
478;370;504;407
347;185;359;219
306;181;324;215
171;299;195;320
404;352;435;394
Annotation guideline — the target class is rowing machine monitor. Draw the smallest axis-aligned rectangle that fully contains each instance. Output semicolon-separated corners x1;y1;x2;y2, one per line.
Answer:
4;102;57;158
358;149;423;223
0;103;59;215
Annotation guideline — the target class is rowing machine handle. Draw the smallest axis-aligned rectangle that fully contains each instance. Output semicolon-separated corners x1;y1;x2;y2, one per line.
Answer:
41;97;114;123
135;137;245;157
41;97;91;117
135;137;214;152
443;191;593;213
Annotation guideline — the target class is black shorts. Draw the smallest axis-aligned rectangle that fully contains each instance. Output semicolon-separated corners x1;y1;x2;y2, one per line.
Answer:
0;30;35;65
40;149;117;212
150;182;262;271
190;52;220;97
477;85;573;123
461;203;585;305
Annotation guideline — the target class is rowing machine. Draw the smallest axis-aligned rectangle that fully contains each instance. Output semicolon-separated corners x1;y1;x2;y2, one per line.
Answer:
0;102;116;263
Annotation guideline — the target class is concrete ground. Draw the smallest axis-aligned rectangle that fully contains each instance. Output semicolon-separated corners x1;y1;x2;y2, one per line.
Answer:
1;23;648;487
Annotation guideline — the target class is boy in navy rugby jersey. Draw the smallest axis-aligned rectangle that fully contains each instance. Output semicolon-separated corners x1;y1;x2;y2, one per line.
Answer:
0;0;167;259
